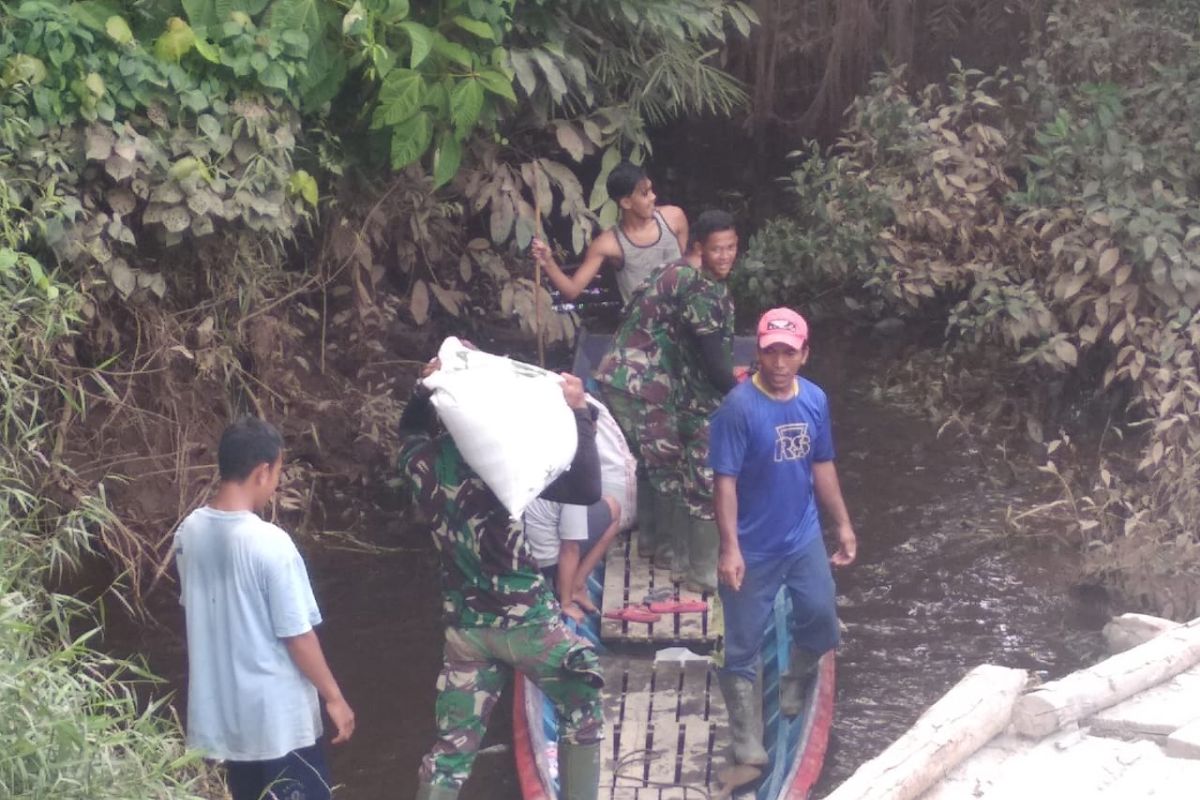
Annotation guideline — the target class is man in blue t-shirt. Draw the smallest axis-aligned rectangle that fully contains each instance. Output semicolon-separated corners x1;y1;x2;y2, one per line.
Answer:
708;307;857;783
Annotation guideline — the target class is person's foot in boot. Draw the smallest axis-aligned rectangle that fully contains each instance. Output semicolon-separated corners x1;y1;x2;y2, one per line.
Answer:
557;740;602;800
415;781;460;800
635;476;658;559
648;487;676;569
664;497;690;583
779;645;823;717
716;671;769;768
683;516;719;593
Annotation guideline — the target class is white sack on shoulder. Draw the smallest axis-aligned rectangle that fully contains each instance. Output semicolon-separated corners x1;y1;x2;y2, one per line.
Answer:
422;337;578;518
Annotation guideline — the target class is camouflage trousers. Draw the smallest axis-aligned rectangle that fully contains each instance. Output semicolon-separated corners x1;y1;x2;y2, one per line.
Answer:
600;385;714;520
420;618;605;790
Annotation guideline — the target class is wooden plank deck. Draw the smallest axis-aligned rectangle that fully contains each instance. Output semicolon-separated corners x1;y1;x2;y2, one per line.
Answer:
599;533;716;646
601;655;729;799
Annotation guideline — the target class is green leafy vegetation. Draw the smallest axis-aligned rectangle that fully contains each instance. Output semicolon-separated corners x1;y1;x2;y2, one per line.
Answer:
741;0;1200;615
0;2;754;791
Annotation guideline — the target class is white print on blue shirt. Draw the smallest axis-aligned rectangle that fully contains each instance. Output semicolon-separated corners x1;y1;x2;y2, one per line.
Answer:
773;422;812;462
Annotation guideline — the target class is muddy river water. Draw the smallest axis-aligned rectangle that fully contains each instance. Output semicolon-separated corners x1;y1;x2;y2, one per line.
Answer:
104;330;1107;798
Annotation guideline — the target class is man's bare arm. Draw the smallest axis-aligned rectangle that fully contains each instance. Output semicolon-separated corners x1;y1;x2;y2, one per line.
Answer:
714;474;745;590
532;233;621;301
283;630;356;744
557;540;583;621
660;205;689;255
812;461;856;567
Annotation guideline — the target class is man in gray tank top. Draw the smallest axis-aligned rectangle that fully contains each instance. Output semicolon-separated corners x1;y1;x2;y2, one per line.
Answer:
532;161;688;305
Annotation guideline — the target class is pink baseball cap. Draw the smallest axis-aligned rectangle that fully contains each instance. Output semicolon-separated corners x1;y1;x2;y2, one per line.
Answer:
757;308;809;349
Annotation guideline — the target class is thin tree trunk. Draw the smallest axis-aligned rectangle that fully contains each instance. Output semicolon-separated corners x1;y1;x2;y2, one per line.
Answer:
751;0;778;163
887;0;915;68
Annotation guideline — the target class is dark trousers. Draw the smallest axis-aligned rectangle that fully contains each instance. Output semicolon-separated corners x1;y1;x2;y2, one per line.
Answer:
225;743;332;800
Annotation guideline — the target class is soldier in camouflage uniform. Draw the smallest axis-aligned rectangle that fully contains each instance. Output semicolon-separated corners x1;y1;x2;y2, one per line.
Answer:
595;210;740;592
397;366;604;800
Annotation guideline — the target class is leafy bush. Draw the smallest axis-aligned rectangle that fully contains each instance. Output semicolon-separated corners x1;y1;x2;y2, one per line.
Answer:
0;163;214;800
743;0;1200;613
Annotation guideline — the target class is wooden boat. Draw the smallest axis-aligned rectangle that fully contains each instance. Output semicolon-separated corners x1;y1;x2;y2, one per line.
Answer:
512;332;837;799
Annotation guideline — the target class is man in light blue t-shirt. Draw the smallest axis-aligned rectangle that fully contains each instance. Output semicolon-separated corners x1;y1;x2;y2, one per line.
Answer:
175;417;355;800
708;308;857;786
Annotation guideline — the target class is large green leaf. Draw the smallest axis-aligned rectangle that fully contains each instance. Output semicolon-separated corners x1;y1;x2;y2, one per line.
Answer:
400;21;433;68
432;34;473;69
476;69;515;103
390;111;432;169
452;15;494;41
509;51;538;97
267;0;322;34
432;132;461;188
377;68;425;122
301;39;347;109
104;15;134;45
449;78;484;136
154;18;197;63
69;2;123;33
532;50;567;101
378;0;410;23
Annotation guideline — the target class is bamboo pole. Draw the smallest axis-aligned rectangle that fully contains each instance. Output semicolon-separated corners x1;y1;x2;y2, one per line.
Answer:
533;177;546;368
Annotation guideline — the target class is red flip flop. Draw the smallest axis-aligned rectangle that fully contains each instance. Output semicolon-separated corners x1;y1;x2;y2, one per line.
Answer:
603;605;662;623
648;599;708;614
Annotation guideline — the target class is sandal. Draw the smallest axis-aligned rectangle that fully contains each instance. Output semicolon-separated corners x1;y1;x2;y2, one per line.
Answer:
603;605;662;623
648;599;708;614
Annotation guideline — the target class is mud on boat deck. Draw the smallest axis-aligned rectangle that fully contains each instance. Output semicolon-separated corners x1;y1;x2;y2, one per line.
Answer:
600;534;717;646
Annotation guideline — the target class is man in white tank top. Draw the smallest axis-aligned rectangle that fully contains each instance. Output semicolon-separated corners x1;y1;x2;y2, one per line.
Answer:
531;161;688;305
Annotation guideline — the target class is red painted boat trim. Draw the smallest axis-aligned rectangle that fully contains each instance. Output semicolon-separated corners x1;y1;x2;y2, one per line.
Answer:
513;677;551;800
786;653;837;799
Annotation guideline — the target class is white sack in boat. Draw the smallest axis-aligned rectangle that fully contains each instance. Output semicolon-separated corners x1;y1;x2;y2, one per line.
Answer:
589;394;637;531
423;337;577;518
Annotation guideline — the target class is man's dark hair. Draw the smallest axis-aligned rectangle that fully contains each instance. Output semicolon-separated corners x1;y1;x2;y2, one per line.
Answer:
690;209;737;249
218;416;283;481
606;161;647;201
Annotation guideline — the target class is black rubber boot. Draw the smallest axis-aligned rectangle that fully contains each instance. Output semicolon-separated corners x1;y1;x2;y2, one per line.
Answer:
684;516;719;593
558;740;602;800
780;644;822;717
668;499;690;582
635;475;658;559
649;486;676;570
716;671;769;767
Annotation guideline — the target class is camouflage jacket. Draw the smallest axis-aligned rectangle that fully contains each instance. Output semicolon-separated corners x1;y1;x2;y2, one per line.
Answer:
595;260;734;414
396;396;600;629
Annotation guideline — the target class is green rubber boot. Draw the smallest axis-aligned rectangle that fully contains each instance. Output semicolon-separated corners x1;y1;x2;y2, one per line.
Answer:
649;487;676;570
684;516;719;593
558;740;602;800
716;671;769;767
780;644;822;717
635;475;658;559
669;500;691;583
415;781;460;800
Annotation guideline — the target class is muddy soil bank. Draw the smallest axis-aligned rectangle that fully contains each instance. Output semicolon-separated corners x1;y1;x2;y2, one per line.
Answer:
102;327;1108;799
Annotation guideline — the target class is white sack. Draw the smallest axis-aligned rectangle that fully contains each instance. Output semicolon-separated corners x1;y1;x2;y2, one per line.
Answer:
588;395;638;531
423;337;577;518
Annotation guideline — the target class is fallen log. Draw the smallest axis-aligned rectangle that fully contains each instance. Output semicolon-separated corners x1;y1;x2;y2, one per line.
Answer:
1014;617;1200;738
823;664;1028;800
1102;612;1179;654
